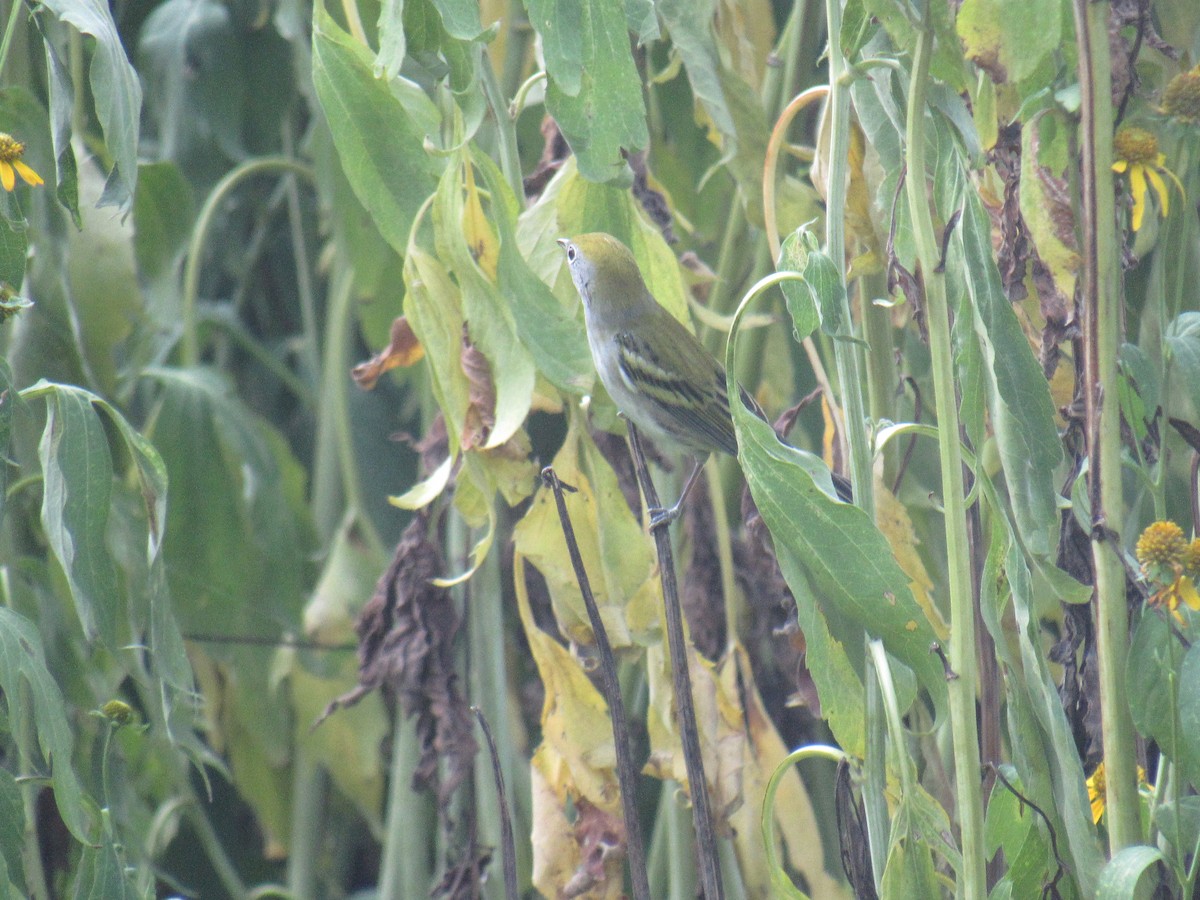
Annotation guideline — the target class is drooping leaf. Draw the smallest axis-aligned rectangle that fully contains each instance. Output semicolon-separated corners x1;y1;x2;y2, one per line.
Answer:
37;384;120;646
312;4;441;256
0;607;92;843
137;0;244;172
432;156;535;449
730;395;949;734
39;0;142;207
472;149;592;394
955;187;1063;558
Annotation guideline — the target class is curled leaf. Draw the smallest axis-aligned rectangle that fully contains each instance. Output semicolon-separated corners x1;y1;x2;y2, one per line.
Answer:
351;316;424;390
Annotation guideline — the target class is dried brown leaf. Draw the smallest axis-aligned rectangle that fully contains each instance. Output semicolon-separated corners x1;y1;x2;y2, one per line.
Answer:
351;316;424;390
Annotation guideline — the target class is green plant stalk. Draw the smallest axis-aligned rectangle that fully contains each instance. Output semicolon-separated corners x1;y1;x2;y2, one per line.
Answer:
823;0;886;888
859;270;895;482
904;20;986;898
469;540;532;892
379;704;434;897
480;50;524;206
664;784;698;900
0;0;23;82
1073;0;1139;851
180;157;315;368
312;268;384;554
287;749;326;898
822;0;871;510
282;124;321;382
761;743;846;898
498;2;531;102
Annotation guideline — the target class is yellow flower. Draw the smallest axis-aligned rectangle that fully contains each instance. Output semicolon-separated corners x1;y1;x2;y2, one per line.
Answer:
1184;538;1200;579
0;133;43;192
1111;127;1183;231
1162;65;1200;123
1087;763;1106;824
1087;763;1150;824
1149;574;1200;624
1136;520;1186;568
100;699;135;728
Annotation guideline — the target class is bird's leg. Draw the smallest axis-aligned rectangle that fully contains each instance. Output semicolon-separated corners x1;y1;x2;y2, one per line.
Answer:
648;457;705;530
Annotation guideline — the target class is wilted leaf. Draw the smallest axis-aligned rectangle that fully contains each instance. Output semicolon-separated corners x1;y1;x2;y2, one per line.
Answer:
352;316;425;390
957;0;1061;86
319;512;476;806
514;421;659;647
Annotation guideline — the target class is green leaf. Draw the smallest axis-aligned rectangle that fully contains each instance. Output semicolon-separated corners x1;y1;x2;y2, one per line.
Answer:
543;0;647;182
38;385;120;646
1095;846;1167;899
656;0;770;219
66;154;145;397
524;0;582;94
71;836;139;899
133;162;196;332
39;0;142;207
980;488;1105;895
0;607;92;842
1127;612;1176;754
956;188;1063;557
426;0;483;39
777;231;819;343
432;158;535;448
312;4;441;255
0;217;25;301
375;0;407;79
0;770;24;895
730;397;949;735
472;149;592;394
1176;641;1200;786
957;0;1062;87
1166;311;1200;415
1153;797;1200;861
143;366;310;635
137;0;244;172
403;248;471;454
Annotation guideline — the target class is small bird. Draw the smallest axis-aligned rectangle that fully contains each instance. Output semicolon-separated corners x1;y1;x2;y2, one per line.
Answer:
558;232;747;528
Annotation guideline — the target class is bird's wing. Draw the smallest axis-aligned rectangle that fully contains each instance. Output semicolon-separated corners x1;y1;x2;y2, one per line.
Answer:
613;326;738;456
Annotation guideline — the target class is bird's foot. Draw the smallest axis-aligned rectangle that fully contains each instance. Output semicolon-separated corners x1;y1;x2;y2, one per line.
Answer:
648;504;682;531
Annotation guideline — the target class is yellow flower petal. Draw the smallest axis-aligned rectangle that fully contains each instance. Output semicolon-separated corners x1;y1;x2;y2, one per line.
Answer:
0;161;13;192
1129;164;1147;231
1146;166;1169;217
1179;576;1200;612
1112;160;1129;173
13;160;42;187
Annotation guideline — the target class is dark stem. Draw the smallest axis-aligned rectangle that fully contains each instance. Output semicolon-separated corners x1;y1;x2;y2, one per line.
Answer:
624;427;725;900
540;466;651;900
471;707;518;900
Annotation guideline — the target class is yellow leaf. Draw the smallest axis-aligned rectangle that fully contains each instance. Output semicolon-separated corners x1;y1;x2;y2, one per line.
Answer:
729;647;847;899
875;480;949;640
512;418;660;647
462;162;499;280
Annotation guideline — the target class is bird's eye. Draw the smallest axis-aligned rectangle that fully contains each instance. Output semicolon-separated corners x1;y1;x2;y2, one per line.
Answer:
566;245;576;262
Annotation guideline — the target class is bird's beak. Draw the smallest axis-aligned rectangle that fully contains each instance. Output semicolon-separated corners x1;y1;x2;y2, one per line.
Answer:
555;238;569;252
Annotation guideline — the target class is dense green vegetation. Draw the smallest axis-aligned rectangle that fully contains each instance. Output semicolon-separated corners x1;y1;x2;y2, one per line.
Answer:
1;0;1199;896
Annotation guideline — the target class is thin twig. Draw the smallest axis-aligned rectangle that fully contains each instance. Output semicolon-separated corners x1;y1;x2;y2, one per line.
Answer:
985;764;1067;899
624;427;724;900
471;707;518;900
541;466;650;900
